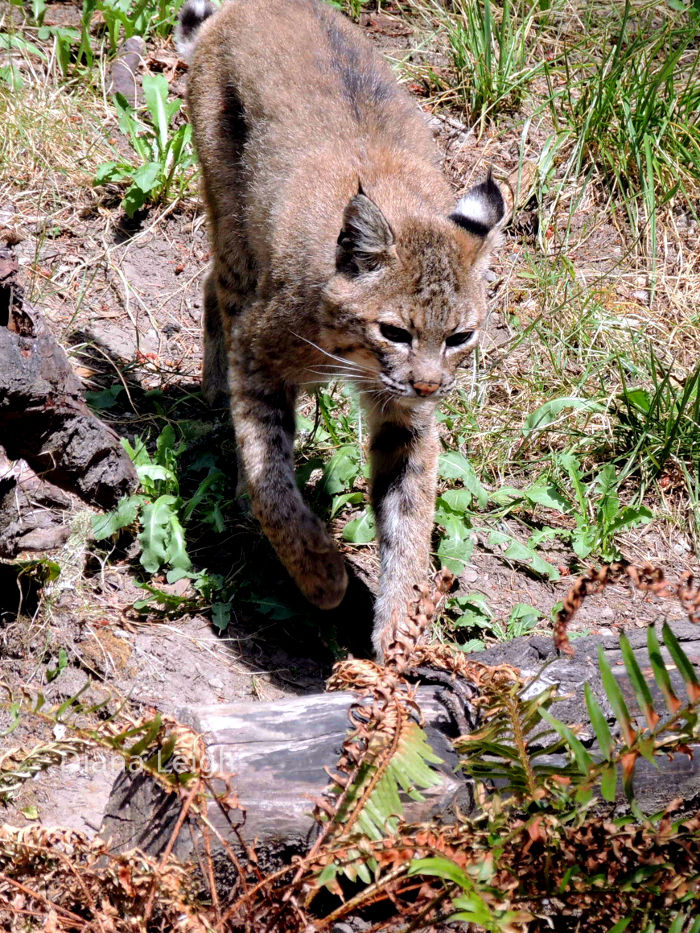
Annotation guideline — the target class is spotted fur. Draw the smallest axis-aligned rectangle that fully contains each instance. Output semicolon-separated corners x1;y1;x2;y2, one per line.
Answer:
181;0;506;656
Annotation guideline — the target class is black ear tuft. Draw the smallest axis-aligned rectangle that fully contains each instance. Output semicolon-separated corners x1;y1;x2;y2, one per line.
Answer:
449;170;506;237
336;193;394;276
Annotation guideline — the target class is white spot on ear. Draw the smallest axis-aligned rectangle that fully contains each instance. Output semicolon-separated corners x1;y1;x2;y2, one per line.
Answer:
454;190;492;226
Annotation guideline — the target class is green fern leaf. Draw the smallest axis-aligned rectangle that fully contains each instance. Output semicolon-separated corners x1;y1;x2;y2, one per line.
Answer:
647;625;682;714
598;646;636;746
584;683;613;760
662;622;700;704
324;720;443;882
539;708;594;774
620;633;659;729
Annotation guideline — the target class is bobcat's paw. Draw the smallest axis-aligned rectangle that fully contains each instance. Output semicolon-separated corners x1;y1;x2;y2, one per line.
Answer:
295;516;348;609
298;549;348;610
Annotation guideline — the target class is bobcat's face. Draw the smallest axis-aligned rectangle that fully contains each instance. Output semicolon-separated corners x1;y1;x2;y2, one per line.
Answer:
321;177;505;405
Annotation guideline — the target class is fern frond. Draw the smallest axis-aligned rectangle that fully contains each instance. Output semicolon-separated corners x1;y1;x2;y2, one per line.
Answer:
0;737;90;803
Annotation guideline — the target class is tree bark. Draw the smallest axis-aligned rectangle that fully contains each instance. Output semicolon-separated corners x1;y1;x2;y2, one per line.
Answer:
0;246;137;511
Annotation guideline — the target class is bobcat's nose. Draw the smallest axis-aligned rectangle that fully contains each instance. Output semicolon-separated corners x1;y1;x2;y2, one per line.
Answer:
412;380;441;397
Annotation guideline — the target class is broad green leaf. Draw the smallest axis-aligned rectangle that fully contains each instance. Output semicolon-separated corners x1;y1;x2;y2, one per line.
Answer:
139;494;178;574
343;507;375;543
571;528;594;559
166;513;191;572
329;491;364;519
451;593;492;629
506;603;542;637
0;64;24;89
92;495;143;540
408;856;472;889
122;183;149;217
94;160;133;184
524;483;570;512
322;445;359;495
619;633;659;729
437;529;474;574
584;683;613;760
137;463;177;488
608;505;653;534
113;91;141;138
523;397;604;437
85;384;123;410
558;451;588;513
620;387;651;413
488;530;560;580
212;602;230;632
0;33;46;59
439;452;488;508
131;160;163;194
142;73;171;151
439;487;474;513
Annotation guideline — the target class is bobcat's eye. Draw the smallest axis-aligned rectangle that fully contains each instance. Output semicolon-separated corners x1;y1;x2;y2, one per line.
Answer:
380;323;412;344
445;331;474;348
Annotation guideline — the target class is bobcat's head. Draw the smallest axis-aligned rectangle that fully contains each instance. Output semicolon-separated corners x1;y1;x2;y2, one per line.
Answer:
321;174;506;405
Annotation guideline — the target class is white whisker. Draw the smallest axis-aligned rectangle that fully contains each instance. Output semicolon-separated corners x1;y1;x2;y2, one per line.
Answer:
289;330;376;374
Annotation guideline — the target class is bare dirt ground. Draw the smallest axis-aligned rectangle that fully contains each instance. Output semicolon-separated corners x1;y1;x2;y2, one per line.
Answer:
1;2;698;838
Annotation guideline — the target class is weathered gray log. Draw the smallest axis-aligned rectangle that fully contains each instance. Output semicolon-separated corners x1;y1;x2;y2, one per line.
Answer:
0;246;137;509
101;624;700;872
101;686;466;870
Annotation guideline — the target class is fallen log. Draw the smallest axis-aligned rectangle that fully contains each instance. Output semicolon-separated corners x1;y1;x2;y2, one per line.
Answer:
100;624;700;872
102;685;466;870
0;245;137;510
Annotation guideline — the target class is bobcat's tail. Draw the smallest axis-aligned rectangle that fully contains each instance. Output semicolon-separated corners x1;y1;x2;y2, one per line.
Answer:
175;0;217;62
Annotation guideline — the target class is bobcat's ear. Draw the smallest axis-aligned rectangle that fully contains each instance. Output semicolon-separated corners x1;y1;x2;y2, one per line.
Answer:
336;192;395;276
450;170;507;241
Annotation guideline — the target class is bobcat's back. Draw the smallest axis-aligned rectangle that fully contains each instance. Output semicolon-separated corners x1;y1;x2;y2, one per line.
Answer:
186;0;450;288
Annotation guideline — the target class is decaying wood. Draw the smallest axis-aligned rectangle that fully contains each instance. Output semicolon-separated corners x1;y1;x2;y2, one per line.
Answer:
101;686;465;869
101;624;700;871
0;453;72;558
0;245;137;511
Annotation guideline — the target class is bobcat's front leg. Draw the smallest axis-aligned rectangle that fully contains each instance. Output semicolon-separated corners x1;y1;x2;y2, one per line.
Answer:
367;402;439;658
229;366;347;610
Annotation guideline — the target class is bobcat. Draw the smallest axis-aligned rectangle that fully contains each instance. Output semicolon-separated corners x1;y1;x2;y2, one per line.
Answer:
177;0;506;657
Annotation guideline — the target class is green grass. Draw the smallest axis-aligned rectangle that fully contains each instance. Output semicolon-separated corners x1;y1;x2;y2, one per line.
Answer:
439;0;557;127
